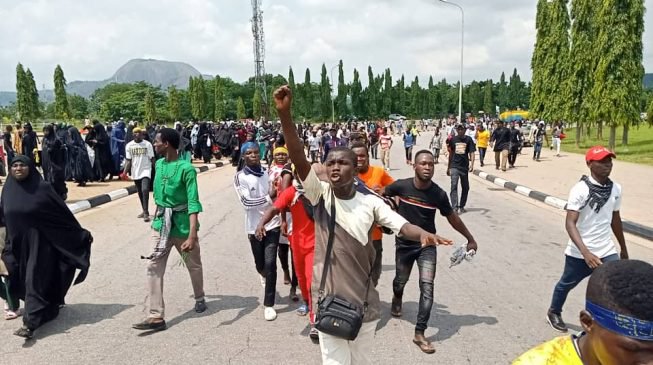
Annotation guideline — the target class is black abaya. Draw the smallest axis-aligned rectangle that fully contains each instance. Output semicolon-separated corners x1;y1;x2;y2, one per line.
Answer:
67;127;94;184
0;156;92;331
41;126;68;199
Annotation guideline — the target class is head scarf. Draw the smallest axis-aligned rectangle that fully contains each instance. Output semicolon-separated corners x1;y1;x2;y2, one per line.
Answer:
273;146;289;155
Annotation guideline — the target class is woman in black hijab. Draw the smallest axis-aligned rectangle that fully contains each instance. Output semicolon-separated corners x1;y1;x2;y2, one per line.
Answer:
86;122;114;181
20;123;39;161
41;125;68;200
66;127;94;186
0;155;93;339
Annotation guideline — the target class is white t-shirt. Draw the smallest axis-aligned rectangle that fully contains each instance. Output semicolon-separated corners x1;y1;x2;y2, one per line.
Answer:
564;176;622;259
308;136;320;151
125;140;154;180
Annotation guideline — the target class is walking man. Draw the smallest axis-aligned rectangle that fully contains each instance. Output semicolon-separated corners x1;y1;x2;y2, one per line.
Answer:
274;85;452;365
379;127;393;171
385;150;478;354
124;127;155;222
546;146;628;333
475;124;490;167
490;120;511;171
132;128;206;332
508;122;523;169
533;121;548;161
447;124;475;214
234;142;281;321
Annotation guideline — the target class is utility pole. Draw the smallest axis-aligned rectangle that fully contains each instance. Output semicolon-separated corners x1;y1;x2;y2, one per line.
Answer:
251;0;268;120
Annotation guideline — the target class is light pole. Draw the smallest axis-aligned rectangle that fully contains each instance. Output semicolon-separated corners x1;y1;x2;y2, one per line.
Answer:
438;0;464;123
330;64;338;125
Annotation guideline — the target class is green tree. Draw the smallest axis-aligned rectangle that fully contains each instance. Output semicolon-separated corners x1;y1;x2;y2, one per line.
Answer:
15;63;30;120
366;66;378;118
302;68;313;119
350;69;363;118
647;97;653;126
25;69;40;119
236;96;246;120
144;89;157;122
54;65;70;119
566;0;598;145
409;76;421;118
382;68;392;116
214;76;225;121
530;0;570;123
465;81;483;114
590;0;645;149
483;79;495;115
497;72;509;111
168;85;181;121
320;63;331;120
336;60;348;118
68;94;89;119
288;67;300;119
253;88;262;120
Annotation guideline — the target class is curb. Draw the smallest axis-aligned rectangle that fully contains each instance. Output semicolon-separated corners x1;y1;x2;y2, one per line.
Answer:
67;161;225;215
472;169;653;241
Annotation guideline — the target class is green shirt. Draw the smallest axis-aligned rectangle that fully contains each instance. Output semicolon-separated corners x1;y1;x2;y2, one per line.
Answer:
151;158;203;238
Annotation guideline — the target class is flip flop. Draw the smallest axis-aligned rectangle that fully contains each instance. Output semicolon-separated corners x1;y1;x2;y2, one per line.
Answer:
413;338;436;354
4;308;23;320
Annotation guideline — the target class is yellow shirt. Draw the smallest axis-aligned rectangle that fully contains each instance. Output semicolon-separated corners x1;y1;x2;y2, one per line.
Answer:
513;336;582;365
476;130;490;148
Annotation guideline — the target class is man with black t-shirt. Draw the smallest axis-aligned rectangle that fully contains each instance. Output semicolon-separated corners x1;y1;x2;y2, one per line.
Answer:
447;124;475;214
385;150;478;354
491;120;511;171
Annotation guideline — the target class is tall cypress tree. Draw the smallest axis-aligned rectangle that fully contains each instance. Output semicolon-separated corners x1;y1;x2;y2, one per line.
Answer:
189;76;199;120
336;60;348;118
288;67;300;118
54;65;70;119
168;85;181;121
214;76;225;121
320;63;331;120
366;66;377;118
26;69;40;119
303;68;313;119
530;0;550;120
497;72;509;111
567;0;598;145
236;97;246;120
382;68;392;116
253;88;262;120
591;0;644;148
410;76;421;118
15;63;30;120
198;78;207;119
351;69;363;117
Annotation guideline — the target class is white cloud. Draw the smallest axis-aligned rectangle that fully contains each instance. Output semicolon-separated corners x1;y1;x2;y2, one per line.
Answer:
0;0;651;91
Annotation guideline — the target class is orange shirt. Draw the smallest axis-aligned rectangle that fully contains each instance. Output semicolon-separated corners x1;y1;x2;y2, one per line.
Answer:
358;165;395;241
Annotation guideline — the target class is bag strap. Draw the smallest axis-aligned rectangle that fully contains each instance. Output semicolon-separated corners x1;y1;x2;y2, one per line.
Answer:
318;190;337;300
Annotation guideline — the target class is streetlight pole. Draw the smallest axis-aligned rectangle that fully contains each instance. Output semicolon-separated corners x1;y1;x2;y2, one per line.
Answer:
330;64;338;125
438;0;464;123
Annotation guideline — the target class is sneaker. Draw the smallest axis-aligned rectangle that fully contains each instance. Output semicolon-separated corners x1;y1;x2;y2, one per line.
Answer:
264;306;277;321
309;326;320;341
296;303;309;316
137;212;145;218
546;311;568;333
260;276;266;287
132;318;167;332
459;207;467;214
391;295;402;317
194;299;207;313
143;214;151;223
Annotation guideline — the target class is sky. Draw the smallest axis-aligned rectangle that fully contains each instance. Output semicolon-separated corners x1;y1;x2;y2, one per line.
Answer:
0;0;651;91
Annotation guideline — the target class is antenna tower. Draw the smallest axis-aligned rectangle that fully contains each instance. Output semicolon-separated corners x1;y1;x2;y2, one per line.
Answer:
251;0;268;120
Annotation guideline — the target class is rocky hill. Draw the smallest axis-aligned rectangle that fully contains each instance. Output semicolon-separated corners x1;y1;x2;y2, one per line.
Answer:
0;59;210;105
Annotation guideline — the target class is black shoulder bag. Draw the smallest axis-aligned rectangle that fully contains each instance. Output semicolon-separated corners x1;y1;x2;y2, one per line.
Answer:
314;191;370;341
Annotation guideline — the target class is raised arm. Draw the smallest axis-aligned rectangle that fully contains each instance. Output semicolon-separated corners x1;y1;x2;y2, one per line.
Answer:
273;86;311;181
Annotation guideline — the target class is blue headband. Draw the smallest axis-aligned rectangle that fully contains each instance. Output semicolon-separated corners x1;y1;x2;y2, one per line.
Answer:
241;142;259;154
586;301;653;341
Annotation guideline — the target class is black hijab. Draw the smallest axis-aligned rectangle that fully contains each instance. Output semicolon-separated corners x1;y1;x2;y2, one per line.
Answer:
1;155;92;285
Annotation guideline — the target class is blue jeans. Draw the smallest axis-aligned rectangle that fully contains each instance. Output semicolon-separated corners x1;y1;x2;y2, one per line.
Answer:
533;142;543;160
549;254;619;314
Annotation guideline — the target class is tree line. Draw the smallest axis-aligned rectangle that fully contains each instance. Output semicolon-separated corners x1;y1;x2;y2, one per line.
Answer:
530;0;648;149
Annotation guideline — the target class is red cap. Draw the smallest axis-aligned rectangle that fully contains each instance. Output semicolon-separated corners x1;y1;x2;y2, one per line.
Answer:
585;146;616;162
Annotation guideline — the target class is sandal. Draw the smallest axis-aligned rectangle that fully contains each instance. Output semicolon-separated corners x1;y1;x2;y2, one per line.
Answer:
4;308;23;320
413;338;436;354
14;326;34;339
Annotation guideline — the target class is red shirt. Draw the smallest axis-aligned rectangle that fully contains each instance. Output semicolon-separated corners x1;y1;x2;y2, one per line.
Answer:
273;185;315;250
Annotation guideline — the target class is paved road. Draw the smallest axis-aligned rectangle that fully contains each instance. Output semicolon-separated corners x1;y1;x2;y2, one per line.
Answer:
2;132;651;364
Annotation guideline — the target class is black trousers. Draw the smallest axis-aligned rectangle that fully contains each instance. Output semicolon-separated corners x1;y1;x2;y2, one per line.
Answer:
134;177;151;214
393;243;437;333
248;229;280;307
508;147;519;167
